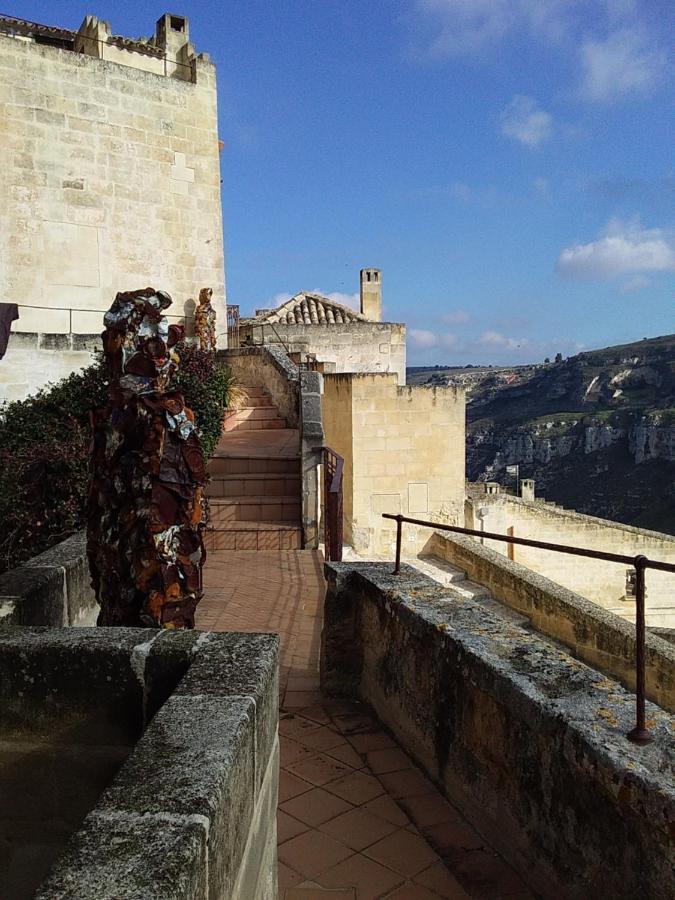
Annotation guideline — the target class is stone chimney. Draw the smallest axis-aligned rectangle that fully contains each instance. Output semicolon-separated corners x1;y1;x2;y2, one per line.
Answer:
360;268;382;321
520;479;535;501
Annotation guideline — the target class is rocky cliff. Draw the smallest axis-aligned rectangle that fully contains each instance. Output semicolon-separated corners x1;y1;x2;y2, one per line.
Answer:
416;334;675;533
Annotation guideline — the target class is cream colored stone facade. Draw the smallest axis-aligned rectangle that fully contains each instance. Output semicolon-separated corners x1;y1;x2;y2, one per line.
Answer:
466;488;675;627
322;373;465;556
0;13;225;402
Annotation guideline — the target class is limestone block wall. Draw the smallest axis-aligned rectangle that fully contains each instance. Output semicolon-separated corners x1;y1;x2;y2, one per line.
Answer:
240;322;407;385
0;29;225;401
322;374;465;556
466;492;675;626
322;561;675;900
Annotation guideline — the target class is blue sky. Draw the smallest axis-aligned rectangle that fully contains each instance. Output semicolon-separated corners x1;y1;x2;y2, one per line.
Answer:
12;1;675;365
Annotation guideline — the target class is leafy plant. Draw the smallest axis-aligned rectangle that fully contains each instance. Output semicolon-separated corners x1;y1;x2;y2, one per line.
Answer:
0;348;235;574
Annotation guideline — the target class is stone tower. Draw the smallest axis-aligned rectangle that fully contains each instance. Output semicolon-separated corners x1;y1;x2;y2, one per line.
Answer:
360;268;382;322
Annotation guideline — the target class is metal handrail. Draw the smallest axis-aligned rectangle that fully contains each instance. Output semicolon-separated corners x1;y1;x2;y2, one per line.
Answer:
383;512;675;746
323;447;344;562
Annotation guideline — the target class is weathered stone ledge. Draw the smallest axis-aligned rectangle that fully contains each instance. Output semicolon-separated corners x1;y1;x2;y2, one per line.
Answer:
0;532;97;628
322;561;675;900
0;627;278;898
428;530;675;711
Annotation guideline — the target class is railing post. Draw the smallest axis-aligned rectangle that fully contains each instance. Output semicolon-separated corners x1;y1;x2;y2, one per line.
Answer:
393;514;403;575
627;555;653;745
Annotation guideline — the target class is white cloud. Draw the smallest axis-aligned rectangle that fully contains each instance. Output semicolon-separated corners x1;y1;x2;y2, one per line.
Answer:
271;292;293;307
500;96;552;147
441;310;470;325
580;29;666;101
478;331;529;349
619;275;651;294
410;329;439;347
533;176;550;196
412;0;571;58
556;218;675;279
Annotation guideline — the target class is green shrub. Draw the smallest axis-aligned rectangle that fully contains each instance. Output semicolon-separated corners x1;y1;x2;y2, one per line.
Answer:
0;348;233;574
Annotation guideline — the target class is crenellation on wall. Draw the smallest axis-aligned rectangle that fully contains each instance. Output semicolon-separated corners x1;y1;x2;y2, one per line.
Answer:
0;13;225;402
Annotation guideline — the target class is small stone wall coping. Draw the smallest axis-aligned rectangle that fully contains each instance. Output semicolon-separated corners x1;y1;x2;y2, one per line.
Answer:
0;627;280;899
0;532;97;628
322;561;675;900
428;530;675;711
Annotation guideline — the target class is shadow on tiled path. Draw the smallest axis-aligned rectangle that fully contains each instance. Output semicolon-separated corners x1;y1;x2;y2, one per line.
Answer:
198;549;536;900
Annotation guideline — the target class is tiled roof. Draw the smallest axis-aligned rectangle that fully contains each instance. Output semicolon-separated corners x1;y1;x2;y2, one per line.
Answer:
245;292;368;326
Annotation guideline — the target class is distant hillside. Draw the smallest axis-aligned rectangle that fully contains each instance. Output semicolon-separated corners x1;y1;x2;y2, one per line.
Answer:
410;335;675;534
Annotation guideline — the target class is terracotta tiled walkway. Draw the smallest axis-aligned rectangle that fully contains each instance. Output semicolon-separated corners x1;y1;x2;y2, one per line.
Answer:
198;549;535;900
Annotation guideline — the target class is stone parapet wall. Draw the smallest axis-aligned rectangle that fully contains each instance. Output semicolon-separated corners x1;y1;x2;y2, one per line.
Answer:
240;321;407;385
322;561;675;900
0;627;278;899
322;374;465;556
0;27;225;401
0;532;97;628
428;530;675;711
465;491;675;625
223;347;300;428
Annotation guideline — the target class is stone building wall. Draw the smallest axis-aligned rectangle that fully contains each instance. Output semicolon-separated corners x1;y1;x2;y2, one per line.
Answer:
240;322;407;385
0;16;225;402
466;490;675;626
322;373;465;556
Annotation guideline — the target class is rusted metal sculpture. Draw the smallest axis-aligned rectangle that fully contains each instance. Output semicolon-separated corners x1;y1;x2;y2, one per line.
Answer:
88;287;206;629
194;286;217;352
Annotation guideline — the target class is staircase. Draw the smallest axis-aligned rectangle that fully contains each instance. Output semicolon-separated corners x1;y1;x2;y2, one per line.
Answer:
205;383;303;552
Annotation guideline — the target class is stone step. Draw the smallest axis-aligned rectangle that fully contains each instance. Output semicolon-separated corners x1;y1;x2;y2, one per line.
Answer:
444;580;492;602
206;473;300;498
204;522;302;551
234;406;284;422
240;395;274;408
209;496;301;524
208;455;300;476
414;554;468;585
222;413;286;433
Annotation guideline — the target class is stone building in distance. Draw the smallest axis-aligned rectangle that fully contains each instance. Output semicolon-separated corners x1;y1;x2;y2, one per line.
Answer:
0;12;226;402
240;269;407;384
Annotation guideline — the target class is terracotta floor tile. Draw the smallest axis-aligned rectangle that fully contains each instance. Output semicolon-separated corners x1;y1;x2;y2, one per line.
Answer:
361;794;410;827
363;828;439;878
281;787;354;827
286;753;352;787
324;770;385;805
294;726;349;752
279;770;314;803
286;690;326;708
383;883;444;899
279;861;305;890
364;747;412;775
348;731;397;753
319;806;398;852
278;809;310;844
287;676;321;691
293;705;333;726
378;768;435;800
414;861;473;899
319;852;405;899
280;714;323;741
447;850;527;899
281;737;316;767
325;742;365;769
400;793;465;830
423;821;485;859
278;830;352;879
284;888;356;900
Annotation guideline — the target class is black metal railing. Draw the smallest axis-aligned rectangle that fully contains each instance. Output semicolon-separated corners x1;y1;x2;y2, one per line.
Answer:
323;448;344;562
383;512;675;746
